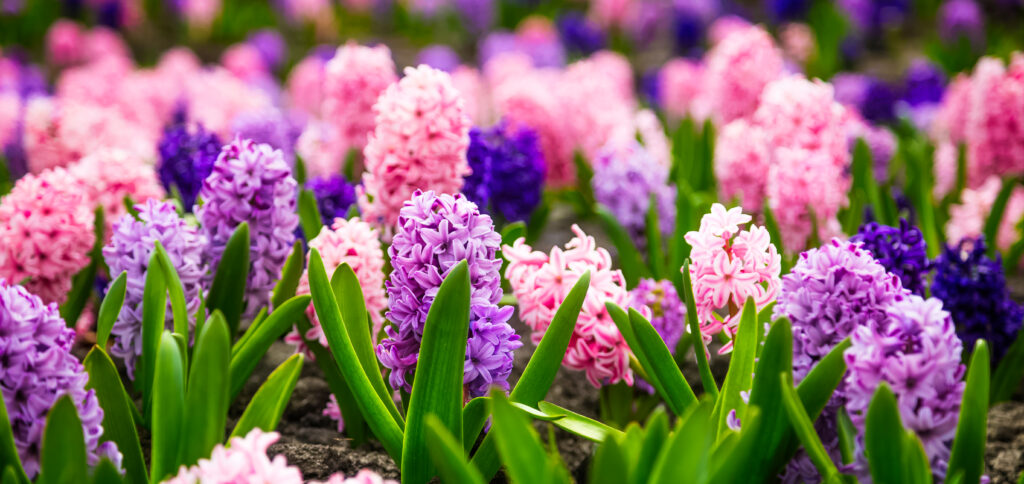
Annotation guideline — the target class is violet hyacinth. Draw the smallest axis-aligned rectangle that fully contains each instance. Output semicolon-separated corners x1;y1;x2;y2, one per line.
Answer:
592;141;675;248
463;121;546;223
845;295;965;479
629;278;686;352
0;280;119;477
850;219;930;295
157;122;222;210
305;174;357;225
231;108;304;161
103;199;207;377
931;238;1024;362
196;138;299;320
557;12;607;55
376;190;521;398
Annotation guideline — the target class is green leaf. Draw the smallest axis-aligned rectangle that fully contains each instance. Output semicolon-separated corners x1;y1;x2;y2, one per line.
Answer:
229;296;311;400
38;396;87;484
123;196;140;220
307;249;404;461
1;466;19;484
524;195;550;245
96;272;127;349
294;153;308;185
488;392;550;484
865;384;905;484
796;338;851;422
332;264;402;426
536;401;624;443
154;241;190;343
645;193;666;279
591;436;629;484
632;409;668;484
712;298;757;441
984;177;1019;258
207;222;250;337
992;322;1024;405
180;315;230;467
681;260;718;399
837;407;857;466
271;240;305;310
231;353;304;439
83;348;147;484
425;416;486;484
947;340;990;484
150;332;185;482
627;307;697;414
91;459;124;484
140;251;167;416
596;206;650;288
902;431;932;484
296;316;370;446
61;207;104;326
500;222;526;247
402;261;472;484
650;399;714;484
298;189;324;240
668;182;694;289
708;406;764;482
462;397;489;453
779;373;842;483
0;388;27;484
762;202;785;259
606;304;668;408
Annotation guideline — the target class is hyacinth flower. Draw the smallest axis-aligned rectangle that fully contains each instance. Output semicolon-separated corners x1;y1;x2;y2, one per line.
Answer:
102;199;207;377
932;237;1023;363
684;204;782;351
376;190;521;398
305;174;357;225
0;279;118;478
157;121;222;210
322;42;398;152
592;141;676;250
196;137;299;321
69;148;167;236
850;218;930;295
462;121;546;223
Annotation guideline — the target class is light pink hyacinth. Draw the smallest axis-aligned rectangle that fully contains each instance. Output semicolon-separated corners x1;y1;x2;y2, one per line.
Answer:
322;43;398;152
45;19;86;66
504;224;637;387
450;65;492;126
0;168;94;304
947;176;1024;253
69;149;166;237
295;121;348;178
659;58;705;121
559;52;635;161
359;65;471;229
932;73;972;143
286;55;327;117
704;24;784;124
962;56;1024;186
684;204;781;349
714;119;770;212
767;147;847;251
184;68;273;139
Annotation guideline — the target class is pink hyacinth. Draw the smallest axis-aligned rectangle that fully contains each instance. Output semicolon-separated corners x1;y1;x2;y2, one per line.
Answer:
69;149;166;236
753;76;850;169
322;43;398;152
767;147;848;251
504;224;637;387
684;204;781;350
451;65;492;126
962;56;1024;186
286;217;387;355
164;429;302;484
559;52;635;161
221;43;270;82
45;19;86;66
295;121;348;178
0;168;95;304
358;65;471;229
714;119;770;212
947;176;1024;253
314;470;398;484
184;68;273;139
286;55;327;117
703;24;784;124
659;58;706;122
932;73;972;143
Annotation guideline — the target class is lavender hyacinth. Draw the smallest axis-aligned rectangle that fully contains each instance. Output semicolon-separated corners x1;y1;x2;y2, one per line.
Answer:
305;174;357;225
851;219;930;295
415;45;460;73
376;190;521;398
196;138;299;320
0;280;120;477
938;0;984;48
463;122;546;223
231;108;304;161
103;199;207;377
845;295;965;479
591;142;675;248
629;278;686;352
157;122;222;210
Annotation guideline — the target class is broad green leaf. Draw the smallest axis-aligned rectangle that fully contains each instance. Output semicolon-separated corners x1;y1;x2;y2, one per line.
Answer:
500;222;526;247
984;178;1019;258
271;240;305;310
591;436;629;484
332;264;402;426
650;399;714;484
633;409;669;484
509;402;563;422
682;260;718;399
948;340;990;484
0;388;27;484
708;406;764;482
902;431;932;484
150;332;185;482
298;189;323;240
596;206;650;288
712;298;757;440
91;458;124;484
38;396;87;484
488;392;549;484
837;407;856;466
96;272;127;349
1;466;18;484
779;373;841;483
296;316;370;446
462;397;489;454
865;384;905;484
232;307;267;359
402;261;471;484
180;315;230;467
536;401;624;442
140;251;167;415
207;222;250;337
796;338;851;421
154;241;189;342
992;326;1024;405
627;307;697;414
606;304;669;409
83;348;147;484
425;416;486;484
645;193;666;280
307;249;403;461
231;353;304;439
229;296;311;400
61;207;104;326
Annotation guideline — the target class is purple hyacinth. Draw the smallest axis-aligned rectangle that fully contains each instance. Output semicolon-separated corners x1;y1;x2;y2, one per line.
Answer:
851;219;930;295
0;280;120;477
775;238;908;484
415;45;461;73
463;121;546;223
591;142;675;249
196;138;299;320
454;0;494;33
768;0;810;22
629;278;686;352
230;108;304;161
557;12;607;55
157;122;222;210
901;60;946;107
376;190;521;398
931;238;1024;362
247;29;287;71
305;174;356;225
938;0;984;48
845;295;965;480
103;199;207;377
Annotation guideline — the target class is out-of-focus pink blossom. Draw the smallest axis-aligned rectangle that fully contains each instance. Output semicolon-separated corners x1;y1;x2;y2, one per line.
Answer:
947;176;1024;252
779;23;815;64
180;0;222;28
46;20;85;66
704;24;784;123
286;55;326;117
185;68;273;138
221;43;270;82
323;43;398;152
69;149;165;237
295;121;348;178
715;119;770;211
659;58;705;121
451;65;492;126
963;56;1024;186
559;51;635;161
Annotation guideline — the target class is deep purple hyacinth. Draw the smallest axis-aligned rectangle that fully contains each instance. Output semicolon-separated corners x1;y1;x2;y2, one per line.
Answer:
861;78;898;124
768;0;810;22
902;60;946;107
196;138;299;320
157;122;222;210
305;174;356;225
231;108;304;161
591;142;675;248
641;69;662;110
102;199;207;377
0;280;120;477
851;219;930;295
557;12;607;55
376;190;521;398
463;122;546;223
845;295;965;479
672;7;705;54
629;278;686;351
931;238;1024;362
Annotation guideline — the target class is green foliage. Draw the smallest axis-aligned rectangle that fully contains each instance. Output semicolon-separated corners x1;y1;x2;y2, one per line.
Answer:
0;388;27;484
993;328;1024;404
61;207;105;326
681;260;718;399
95;272;127;349
83;348;147;484
948;340;990;484
595;206;650;288
207;222;251;337
150;332;185;482
712;298;757;441
38;396;87;484
424;416;486;484
229;295;311;400
180;315;231;467
298;189;323;240
231;353;304;439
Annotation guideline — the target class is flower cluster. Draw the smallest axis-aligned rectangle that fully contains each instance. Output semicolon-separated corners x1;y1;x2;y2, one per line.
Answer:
703;24;784;123
932;238;1024;362
658;58;705;121
103;200;207;377
946;176;1024;255
463;121;546;223
559;52;636;161
684;204;782;348
157;122;223;210
69;148;166;234
592;141;676;248
504;224;636;387
230;107;303;161
305;175;357;225
359;66;472;229
629;278;686;353
0;168;95;304
376;191;520;398
322;43;398;151
196;138;299;320
0;280;117;477
851;219;931;295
